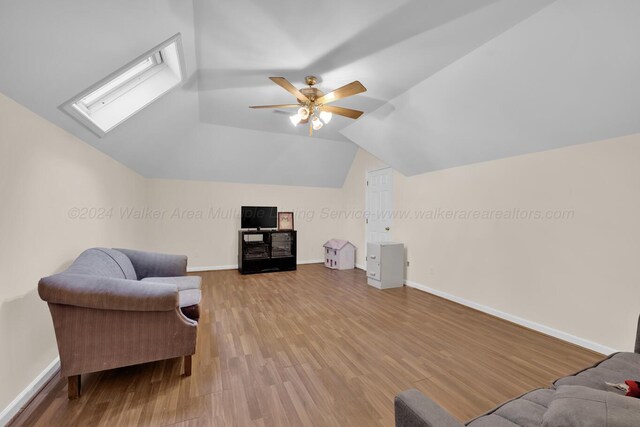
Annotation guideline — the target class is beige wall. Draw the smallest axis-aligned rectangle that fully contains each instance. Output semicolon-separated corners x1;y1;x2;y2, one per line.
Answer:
0;93;147;413
343;134;640;352
143;179;344;268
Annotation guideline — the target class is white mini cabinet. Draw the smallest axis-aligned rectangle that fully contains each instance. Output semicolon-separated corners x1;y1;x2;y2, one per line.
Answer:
366;242;404;289
323;239;356;270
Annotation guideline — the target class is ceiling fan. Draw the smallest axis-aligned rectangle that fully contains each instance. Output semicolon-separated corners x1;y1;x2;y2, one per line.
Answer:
250;76;367;136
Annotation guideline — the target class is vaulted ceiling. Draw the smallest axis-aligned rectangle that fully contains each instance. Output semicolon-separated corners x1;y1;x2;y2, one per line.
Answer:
0;0;638;187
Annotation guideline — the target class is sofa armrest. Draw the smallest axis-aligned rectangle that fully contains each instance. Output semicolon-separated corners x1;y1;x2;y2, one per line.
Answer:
39;273;178;311
395;389;464;427
114;248;187;279
636;314;640;354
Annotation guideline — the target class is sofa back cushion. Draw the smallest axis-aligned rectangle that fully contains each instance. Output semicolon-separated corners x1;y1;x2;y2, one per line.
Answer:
66;248;137;280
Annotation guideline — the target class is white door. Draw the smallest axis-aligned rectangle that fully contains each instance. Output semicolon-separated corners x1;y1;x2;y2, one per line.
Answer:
366;168;393;244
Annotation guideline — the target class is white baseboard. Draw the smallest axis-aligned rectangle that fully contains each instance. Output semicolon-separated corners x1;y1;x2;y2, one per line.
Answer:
187;265;237;272
0;357;60;426
355;263;366;271
187;259;324;273
404;280;617;355
297;259;324;265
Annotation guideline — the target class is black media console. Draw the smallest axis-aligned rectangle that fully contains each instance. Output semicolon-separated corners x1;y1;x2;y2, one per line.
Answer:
238;230;297;274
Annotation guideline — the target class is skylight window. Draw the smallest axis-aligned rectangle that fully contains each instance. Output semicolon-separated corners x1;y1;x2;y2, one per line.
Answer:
61;34;185;137
78;54;161;110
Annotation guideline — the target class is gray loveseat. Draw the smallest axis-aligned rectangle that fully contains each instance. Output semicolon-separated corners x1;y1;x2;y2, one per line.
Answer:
39;248;201;399
395;316;640;426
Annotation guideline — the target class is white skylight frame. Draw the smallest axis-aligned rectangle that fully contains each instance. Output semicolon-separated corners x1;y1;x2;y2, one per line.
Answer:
61;33;186;137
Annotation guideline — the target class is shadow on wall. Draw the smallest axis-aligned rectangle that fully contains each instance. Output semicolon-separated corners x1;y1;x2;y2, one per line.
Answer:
54;259;74;274
0;289;58;407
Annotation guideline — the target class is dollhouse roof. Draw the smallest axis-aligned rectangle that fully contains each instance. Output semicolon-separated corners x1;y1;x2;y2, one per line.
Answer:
323;239;355;250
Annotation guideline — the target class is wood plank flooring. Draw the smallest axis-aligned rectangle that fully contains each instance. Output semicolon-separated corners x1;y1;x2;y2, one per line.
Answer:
16;265;603;426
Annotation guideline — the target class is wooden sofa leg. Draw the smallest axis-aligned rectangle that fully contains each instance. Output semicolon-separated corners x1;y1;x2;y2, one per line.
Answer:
68;375;81;400
184;355;192;377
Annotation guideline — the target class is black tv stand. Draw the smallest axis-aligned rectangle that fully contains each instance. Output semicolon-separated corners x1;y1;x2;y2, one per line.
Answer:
238;230;297;274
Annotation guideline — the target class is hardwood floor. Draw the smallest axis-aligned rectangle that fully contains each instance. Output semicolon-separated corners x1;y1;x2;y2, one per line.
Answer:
16;265;603;426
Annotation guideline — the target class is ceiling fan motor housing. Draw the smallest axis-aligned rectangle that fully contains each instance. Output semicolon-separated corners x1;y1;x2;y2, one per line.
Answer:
299;87;324;103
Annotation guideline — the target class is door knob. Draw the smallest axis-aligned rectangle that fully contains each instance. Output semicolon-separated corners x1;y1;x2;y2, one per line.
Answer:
385;227;390;231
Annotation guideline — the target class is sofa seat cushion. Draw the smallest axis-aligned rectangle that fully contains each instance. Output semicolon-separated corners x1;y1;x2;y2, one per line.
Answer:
141;276;201;291
178;289;201;307
142;276;202;309
467;389;554;427
542;385;640;427
554;352;640;393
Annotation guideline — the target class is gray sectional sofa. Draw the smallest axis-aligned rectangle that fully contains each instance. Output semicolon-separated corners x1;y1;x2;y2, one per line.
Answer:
395;317;640;426
39;248;201;399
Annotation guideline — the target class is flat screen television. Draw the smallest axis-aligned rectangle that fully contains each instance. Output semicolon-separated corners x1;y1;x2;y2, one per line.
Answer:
241;206;277;229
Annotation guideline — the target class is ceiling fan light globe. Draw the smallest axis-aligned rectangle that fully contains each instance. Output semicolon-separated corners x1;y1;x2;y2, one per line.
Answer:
319;111;332;124
298;107;309;120
290;114;301;126
312;116;323;130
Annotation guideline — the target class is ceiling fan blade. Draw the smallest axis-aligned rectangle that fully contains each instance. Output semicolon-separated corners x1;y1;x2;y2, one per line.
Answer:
316;81;367;105
321;105;364;119
249;104;300;109
269;77;310;103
